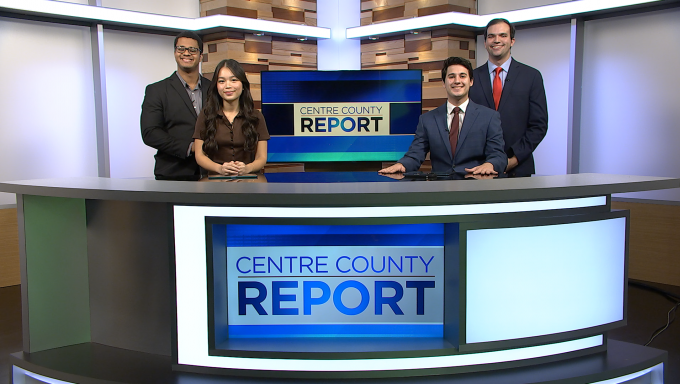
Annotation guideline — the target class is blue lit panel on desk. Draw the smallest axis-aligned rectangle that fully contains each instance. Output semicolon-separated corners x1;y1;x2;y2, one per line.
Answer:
214;224;444;339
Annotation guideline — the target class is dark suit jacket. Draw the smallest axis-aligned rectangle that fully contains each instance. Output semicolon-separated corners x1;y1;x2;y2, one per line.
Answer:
469;59;548;176
141;73;211;179
398;101;507;174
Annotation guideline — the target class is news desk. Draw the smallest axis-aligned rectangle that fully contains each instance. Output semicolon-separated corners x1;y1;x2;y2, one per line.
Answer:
2;173;679;384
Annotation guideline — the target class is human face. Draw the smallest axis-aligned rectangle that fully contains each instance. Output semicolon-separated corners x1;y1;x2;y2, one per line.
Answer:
216;66;243;105
485;22;514;65
443;64;473;105
174;37;202;72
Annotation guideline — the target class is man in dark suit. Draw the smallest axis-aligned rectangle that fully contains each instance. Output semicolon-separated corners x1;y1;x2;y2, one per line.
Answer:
469;18;548;177
380;57;506;176
141;31;212;180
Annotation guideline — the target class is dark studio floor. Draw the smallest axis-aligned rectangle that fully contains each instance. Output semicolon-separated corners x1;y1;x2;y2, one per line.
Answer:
1;281;679;384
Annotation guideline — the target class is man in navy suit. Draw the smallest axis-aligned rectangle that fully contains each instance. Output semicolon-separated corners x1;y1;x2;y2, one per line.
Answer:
379;57;506;176
141;31;211;180
469;18;548;177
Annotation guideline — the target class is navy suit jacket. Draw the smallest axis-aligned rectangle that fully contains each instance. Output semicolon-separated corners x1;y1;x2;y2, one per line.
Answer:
469;59;547;176
141;73;211;180
398;101;507;174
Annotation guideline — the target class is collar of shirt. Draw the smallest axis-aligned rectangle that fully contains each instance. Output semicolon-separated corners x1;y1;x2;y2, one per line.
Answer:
488;56;512;76
488;57;512;89
216;109;242;117
216;109;243;126
175;71;202;91
447;98;470;116
446;98;470;132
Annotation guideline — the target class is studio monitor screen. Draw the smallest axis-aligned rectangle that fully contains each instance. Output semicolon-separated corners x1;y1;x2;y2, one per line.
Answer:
261;70;422;162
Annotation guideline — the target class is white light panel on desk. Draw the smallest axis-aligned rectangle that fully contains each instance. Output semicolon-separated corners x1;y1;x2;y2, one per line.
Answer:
465;217;626;344
173;199;608;372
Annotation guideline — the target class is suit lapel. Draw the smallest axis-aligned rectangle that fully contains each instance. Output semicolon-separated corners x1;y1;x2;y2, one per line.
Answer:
478;63;495;108
457;101;479;154
169;73;198;118
201;75;209;107
433;104;452;159
499;60;521;111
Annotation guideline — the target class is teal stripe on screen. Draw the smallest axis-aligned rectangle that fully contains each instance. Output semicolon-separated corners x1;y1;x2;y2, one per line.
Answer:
268;152;404;162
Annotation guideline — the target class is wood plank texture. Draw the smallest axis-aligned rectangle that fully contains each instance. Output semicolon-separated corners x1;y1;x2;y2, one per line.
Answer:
418;3;471;16
200;1;320;107
404;38;433;53
361;0;477;112
272;7;306;22
0;208;19;287
612;201;680;286
245;40;273;54
372;5;405;22
200;0;477;111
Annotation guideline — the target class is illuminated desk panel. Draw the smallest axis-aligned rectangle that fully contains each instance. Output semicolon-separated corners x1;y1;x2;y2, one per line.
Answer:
1;173;677;382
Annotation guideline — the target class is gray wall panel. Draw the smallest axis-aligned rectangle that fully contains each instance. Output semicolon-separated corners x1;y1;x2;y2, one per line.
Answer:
580;8;680;201
86;200;173;356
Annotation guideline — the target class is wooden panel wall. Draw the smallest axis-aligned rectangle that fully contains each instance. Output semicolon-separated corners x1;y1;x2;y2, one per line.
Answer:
200;0;318;108
200;0;478;112
0;208;20;287
201;0;317;25
360;0;478;113
612;201;680;287
361;0;476;24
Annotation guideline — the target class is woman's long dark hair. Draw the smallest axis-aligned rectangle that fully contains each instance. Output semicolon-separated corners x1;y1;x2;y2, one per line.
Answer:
200;59;259;159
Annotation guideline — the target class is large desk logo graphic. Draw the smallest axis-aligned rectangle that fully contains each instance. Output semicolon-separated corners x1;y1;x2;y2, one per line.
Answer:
211;224;444;339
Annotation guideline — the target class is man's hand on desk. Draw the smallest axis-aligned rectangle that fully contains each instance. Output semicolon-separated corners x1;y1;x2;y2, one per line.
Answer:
378;163;406;174
465;162;498;175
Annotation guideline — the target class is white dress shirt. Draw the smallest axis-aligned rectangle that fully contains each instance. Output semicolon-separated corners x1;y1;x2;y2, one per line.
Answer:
446;98;470;135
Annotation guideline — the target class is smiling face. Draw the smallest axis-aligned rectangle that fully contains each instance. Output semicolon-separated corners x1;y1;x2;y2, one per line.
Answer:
174;37;202;73
444;64;473;105
216;66;243;105
484;21;514;65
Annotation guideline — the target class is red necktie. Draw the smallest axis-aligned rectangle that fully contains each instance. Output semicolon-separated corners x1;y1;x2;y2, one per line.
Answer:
449;107;461;160
493;67;503;110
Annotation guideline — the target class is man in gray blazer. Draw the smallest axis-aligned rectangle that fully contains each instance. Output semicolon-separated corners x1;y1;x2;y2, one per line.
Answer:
141;31;212;180
380;57;506;176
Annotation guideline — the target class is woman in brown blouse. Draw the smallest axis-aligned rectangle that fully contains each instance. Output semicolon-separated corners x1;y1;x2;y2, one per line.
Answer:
193;59;270;175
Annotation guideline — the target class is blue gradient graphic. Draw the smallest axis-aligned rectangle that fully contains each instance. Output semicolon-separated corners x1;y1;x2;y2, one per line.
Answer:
229;324;442;338
225;224;444;247
268;135;415;162
262;70;422;103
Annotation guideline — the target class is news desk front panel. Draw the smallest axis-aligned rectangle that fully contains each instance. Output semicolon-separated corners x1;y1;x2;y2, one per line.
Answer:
1;173;676;382
172;192;625;377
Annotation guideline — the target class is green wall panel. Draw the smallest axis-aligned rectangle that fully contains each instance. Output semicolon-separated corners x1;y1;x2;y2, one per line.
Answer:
23;195;90;352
